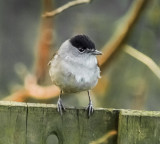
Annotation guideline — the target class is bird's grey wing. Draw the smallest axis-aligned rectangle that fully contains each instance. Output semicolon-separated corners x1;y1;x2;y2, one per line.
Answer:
48;52;58;66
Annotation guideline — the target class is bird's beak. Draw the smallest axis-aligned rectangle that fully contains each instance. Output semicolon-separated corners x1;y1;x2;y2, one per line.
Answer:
92;49;102;55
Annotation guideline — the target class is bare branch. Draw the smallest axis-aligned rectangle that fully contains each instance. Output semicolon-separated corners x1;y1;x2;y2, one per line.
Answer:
3;86;60;102
124;45;160;80
42;0;92;18
90;130;117;144
98;0;150;72
3;89;29;102
3;75;60;102
35;0;54;83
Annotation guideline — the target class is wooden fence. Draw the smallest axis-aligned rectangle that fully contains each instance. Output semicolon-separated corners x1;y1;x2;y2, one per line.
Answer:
0;101;159;144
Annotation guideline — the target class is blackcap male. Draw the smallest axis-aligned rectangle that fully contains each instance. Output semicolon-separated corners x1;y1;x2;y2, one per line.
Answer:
49;35;102;117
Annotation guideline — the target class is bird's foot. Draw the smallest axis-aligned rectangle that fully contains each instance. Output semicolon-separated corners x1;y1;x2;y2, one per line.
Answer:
57;98;65;116
86;100;94;118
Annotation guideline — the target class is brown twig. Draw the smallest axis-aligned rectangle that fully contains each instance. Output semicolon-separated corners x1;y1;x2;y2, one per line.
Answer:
35;0;54;84
3;87;60;102
3;75;60;101
3;89;29;102
124;45;160;79
90;130;117;144
42;0;92;18
98;0;150;72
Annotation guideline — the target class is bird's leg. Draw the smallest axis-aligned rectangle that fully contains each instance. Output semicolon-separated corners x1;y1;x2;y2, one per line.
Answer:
86;90;94;117
57;90;65;115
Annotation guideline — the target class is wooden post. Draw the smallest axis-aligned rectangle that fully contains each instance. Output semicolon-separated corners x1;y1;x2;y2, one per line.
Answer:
0;101;159;144
118;110;160;144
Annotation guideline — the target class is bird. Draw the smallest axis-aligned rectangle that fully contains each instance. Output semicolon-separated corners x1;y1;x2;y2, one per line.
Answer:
48;34;102;117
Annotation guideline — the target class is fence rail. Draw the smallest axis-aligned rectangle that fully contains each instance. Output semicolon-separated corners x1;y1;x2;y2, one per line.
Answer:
0;101;159;144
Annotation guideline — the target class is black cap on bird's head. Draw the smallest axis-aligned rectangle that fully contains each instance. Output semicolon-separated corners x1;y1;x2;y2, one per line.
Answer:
70;35;102;55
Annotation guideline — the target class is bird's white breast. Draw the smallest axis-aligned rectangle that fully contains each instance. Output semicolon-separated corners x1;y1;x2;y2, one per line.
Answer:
49;53;101;93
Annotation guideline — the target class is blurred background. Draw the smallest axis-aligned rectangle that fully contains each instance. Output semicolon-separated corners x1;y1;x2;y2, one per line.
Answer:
0;0;160;111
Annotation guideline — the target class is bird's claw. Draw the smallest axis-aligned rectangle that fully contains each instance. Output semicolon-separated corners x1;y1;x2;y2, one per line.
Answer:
86;101;94;118
57;98;65;116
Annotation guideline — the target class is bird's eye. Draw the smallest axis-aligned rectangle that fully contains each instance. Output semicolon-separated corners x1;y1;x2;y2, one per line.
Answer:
78;48;85;53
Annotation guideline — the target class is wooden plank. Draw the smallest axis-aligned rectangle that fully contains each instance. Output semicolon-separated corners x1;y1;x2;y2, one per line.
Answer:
0;101;27;144
1;101;160;144
118;110;160;144
0;101;118;144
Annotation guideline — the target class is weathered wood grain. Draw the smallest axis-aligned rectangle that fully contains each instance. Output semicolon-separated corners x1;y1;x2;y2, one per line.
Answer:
0;101;118;144
0;101;27;144
118;110;160;144
1;101;160;144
